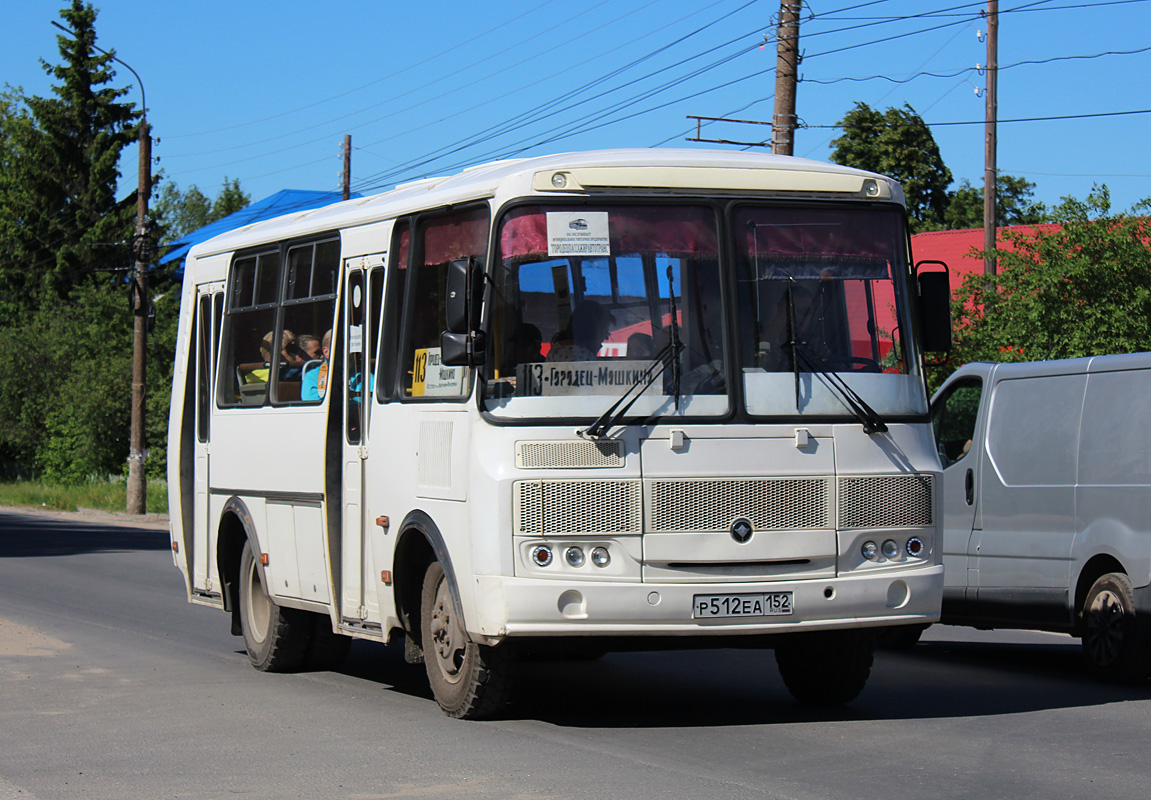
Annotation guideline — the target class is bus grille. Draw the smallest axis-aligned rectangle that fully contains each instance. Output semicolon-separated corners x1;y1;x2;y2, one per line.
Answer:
513;474;933;536
515;479;642;535
646;477;831;532
838;474;934;528
516;439;625;469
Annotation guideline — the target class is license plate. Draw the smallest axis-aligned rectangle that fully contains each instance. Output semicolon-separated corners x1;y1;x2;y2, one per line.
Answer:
693;592;793;619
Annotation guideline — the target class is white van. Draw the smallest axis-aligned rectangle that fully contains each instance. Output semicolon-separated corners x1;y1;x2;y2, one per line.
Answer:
928;352;1151;682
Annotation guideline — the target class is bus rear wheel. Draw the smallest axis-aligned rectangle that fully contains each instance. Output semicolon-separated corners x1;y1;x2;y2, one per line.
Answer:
420;560;511;719
775;629;875;706
1081;572;1151;684
239;539;309;672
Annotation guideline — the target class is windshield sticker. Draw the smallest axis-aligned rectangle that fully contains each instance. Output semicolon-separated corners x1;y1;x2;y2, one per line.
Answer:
517;360;653;396
546;212;611;257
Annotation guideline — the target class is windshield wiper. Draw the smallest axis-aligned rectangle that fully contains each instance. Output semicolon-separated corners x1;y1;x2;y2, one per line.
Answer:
578;342;682;439
793;347;888;435
666;265;682;411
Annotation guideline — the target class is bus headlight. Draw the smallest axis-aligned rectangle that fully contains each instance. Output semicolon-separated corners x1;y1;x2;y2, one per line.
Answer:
590;547;611;567
862;541;879;561
564;546;585;567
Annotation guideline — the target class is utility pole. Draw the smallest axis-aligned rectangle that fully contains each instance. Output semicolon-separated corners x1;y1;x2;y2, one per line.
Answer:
772;1;801;156
983;0;999;277
341;135;351;201
127;118;151;514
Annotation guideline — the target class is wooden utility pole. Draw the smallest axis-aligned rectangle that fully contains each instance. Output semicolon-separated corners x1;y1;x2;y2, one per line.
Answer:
983;0;999;277
772;1;801;156
127;119;151;514
341;135;351;201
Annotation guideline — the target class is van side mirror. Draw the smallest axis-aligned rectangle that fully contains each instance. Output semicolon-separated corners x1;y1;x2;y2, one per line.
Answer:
915;261;952;353
442;256;486;366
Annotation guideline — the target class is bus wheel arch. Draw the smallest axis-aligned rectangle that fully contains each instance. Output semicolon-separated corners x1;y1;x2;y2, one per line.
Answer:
217;497;257;635
392;510;460;655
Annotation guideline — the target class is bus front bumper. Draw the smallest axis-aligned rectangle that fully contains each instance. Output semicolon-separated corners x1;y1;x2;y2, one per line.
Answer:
468;565;943;643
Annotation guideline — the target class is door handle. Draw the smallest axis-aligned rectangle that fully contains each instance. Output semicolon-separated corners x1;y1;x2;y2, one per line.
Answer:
964;468;974;506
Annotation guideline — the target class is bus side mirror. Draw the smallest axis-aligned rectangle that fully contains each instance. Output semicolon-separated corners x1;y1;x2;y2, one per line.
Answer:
442;256;486;366
915;262;952;353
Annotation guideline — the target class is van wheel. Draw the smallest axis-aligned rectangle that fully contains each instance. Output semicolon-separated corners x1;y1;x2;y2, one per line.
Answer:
1081;572;1151;684
238;539;309;672
775;629;875;706
420;561;512;719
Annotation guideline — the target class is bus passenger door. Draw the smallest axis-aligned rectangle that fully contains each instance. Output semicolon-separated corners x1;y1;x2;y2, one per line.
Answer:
193;285;223;595
340;259;385;624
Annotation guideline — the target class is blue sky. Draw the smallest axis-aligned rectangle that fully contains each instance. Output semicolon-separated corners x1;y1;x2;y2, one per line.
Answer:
4;0;1149;216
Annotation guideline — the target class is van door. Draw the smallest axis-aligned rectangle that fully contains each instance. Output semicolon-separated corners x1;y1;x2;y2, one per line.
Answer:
971;372;1085;625
931;376;985;601
340;258;385;625
193;285;223;595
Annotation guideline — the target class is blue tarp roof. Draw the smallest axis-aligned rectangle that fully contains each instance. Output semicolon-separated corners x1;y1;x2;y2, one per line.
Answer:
163;189;361;278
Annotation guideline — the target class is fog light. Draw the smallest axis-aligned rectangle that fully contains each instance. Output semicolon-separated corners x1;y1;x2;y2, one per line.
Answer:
565;546;585;567
862;541;878;560
882;539;900;559
906;537;925;557
531;545;553;567
591;546;611;567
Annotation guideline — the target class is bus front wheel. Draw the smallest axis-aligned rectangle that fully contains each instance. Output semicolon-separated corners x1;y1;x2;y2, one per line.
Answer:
774;629;875;706
419;560;511;719
239;539;309;672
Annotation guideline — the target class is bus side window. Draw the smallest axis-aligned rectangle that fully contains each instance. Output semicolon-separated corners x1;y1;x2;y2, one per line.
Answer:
400;206;489;399
220;250;280;406
279;238;339;405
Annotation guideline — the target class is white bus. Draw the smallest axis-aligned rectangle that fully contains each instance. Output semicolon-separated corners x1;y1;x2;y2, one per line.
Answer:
168;149;952;719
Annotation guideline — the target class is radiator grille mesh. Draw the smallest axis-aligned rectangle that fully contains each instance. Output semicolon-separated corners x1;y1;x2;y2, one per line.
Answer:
514;474;933;536
647;478;831;532
838;474;934;528
515;479;642;535
516;439;625;469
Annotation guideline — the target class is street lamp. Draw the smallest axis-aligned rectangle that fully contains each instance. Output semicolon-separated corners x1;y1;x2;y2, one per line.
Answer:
52;21;152;514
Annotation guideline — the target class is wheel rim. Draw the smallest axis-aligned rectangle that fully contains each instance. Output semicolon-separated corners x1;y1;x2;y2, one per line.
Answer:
429;573;467;685
244;554;271;645
1085;588;1127;667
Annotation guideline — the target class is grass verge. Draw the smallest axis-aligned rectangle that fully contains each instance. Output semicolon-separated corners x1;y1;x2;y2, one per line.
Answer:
0;479;168;515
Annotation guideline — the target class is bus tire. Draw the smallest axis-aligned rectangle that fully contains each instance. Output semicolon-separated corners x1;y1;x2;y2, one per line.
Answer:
238;539;310;672
775;629;875;706
1081;572;1151;684
420;560;511;719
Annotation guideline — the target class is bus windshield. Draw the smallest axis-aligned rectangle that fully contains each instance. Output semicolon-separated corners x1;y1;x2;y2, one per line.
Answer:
481;201;926;422
483;203;727;420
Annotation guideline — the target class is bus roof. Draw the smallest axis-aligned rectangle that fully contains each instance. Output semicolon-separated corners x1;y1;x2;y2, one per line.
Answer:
185;148;904;262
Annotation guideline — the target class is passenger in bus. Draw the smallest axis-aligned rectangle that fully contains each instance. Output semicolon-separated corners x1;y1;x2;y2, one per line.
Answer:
298;334;322;361
511;323;543;364
546;300;612;362
301;330;331;401
626;332;655;360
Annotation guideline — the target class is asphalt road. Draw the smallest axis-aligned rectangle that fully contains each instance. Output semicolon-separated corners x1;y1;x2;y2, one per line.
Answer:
2;506;1151;800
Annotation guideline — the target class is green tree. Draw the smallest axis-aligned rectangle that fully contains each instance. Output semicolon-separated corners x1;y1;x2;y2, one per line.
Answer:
0;2;151;481
153;176;250;243
944;175;1050;229
212;176;250;219
830;102;952;232
0;0;139;323
950;186;1151;368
